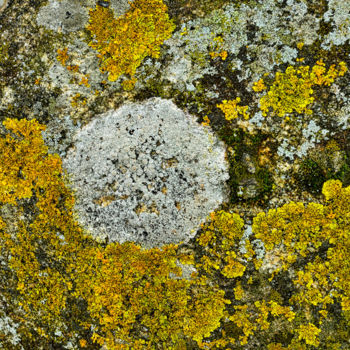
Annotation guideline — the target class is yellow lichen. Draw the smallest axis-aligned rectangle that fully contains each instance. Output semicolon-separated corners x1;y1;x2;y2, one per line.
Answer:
209;36;228;61
233;281;244;300
255;60;347;117
0;117;91;336
321;178;343;201
297;323;321;346
217;97;250;121
201;115;211;127
1;117;349;348
196;210;250;279
56;47;69;67
0;118;230;348
252;78;266;92
297;42;304;50
252;179;350;346
86;0;175;85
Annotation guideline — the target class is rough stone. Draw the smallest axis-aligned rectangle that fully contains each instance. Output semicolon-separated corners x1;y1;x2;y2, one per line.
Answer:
62;98;229;247
161;0;320;93
169;261;197;280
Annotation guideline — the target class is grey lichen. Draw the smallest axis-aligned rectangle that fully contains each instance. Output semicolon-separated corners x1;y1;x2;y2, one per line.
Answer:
322;0;350;49
0;0;8;13
36;0;91;34
162;0;320;91
109;0;131;17
62;98;229;247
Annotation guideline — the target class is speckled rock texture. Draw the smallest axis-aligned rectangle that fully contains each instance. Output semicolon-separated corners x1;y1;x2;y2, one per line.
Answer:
62;98;229;247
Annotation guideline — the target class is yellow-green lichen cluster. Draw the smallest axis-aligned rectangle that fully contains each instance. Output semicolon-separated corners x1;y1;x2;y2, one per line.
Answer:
255;60;347;118
196;210;251;279
218;59;347;122
87;0;175;87
217;97;250;121
0;118;228;349
0;118;90;338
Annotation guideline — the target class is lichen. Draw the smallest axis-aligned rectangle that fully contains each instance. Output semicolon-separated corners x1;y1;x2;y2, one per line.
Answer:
255;60;347;118
217;97;250;121
1;117;349;348
62;98;229;247
86;0;175;85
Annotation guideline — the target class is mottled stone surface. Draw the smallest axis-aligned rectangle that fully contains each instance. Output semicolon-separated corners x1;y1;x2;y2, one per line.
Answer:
110;0;131;17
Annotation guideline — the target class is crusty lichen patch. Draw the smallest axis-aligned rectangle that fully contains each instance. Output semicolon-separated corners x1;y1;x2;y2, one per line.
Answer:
62;98;229;247
0;0;8;13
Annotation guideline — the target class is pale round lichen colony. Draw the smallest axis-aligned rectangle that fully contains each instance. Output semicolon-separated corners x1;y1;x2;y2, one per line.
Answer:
62;98;229;247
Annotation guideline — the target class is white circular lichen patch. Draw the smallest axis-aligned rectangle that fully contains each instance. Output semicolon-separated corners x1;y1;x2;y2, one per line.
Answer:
36;0;90;33
62;98;229;247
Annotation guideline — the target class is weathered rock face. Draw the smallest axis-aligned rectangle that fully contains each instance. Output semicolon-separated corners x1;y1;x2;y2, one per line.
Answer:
62;98;229;247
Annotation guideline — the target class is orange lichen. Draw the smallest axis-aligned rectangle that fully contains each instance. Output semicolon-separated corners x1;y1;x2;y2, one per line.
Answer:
67;64;80;73
86;0;175;85
56;47;69;66
79;74;90;87
209;36;228;61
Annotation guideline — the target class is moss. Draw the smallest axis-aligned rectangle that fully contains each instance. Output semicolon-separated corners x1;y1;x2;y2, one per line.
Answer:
218;126;245;203
295;141;349;195
218;126;274;204
296;159;326;194
255;168;274;199
137;76;173;100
